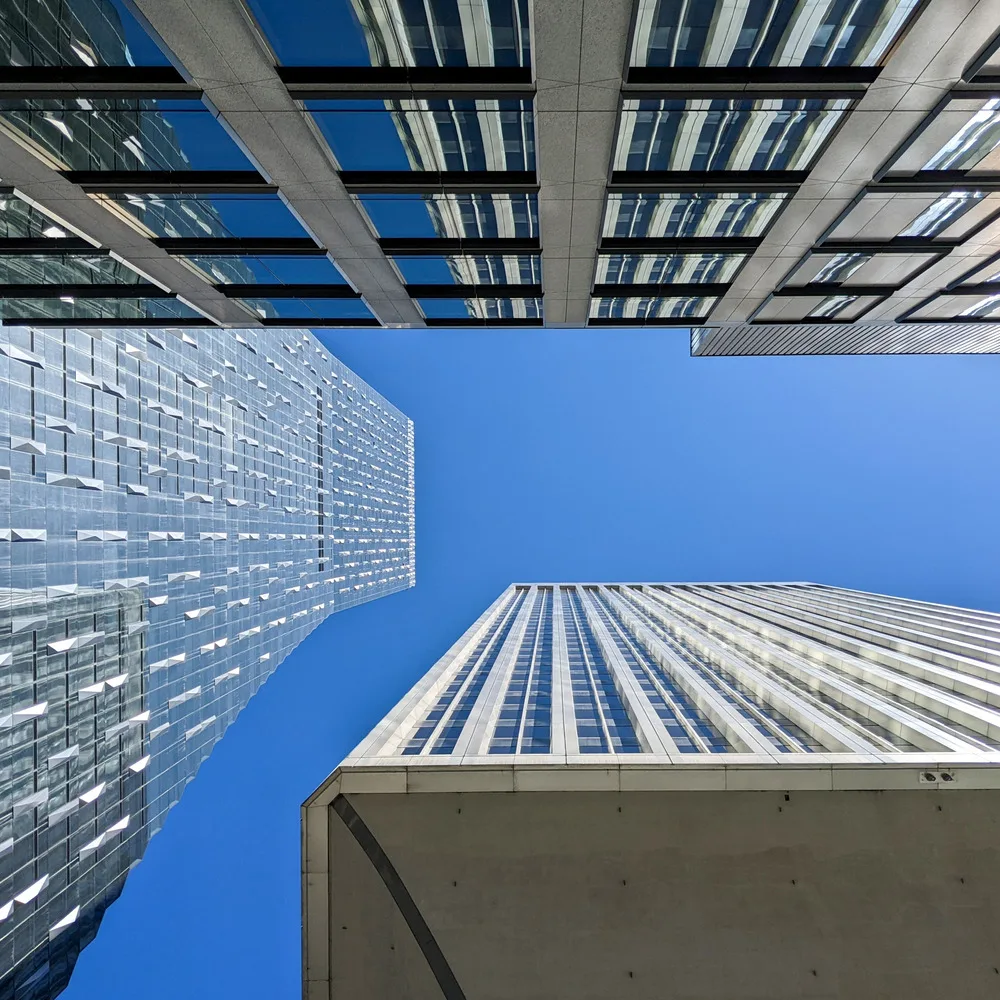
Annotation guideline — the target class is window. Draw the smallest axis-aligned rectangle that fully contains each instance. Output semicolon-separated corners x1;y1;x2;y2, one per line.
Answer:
604;192;787;238
359;193;537;239
630;0;922;68
391;253;540;285
825;190;1000;241
590;296;717;321
595;252;746;284
615;98;850;172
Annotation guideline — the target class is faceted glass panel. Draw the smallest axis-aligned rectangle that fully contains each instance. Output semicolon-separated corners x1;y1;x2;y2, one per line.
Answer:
827;190;1000;241
99;193;309;240
889;98;1000;173
391;254;541;285
181;254;347;285
785;250;942;287
615;98;850;172
0;192;78;239
589;296;717;320
595;253;747;284
417;296;542;320
0;254;147;286
239;297;375;321
754;293;883;322
0;297;202;322
307;99;535;172
909;292;1000;321
630;0;921;68
359;193;538;239
0;0;171;66
0;99;253;172
603;192;788;238
246;0;530;66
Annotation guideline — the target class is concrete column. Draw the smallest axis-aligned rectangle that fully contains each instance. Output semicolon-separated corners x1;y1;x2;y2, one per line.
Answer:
602;586;776;754
454;586;538;757
531;0;633;326
550;585;578;755
577;587;677;754
0;134;256;326
130;0;423;327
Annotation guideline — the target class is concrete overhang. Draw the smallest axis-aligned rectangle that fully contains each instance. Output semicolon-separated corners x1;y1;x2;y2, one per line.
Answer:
303;759;1000;1000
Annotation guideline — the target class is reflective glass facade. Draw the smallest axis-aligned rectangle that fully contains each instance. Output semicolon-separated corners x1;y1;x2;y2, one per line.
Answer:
0;325;415;999
351;583;1000;761
4;0;1000;345
630;0;922;68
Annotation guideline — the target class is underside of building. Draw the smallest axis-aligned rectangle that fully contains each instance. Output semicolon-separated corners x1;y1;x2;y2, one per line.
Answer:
305;776;1000;1000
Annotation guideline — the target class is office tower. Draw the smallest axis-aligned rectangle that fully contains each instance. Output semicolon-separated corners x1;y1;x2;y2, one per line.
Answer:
0;324;415;1000
6;1;1000;350
304;583;1000;1000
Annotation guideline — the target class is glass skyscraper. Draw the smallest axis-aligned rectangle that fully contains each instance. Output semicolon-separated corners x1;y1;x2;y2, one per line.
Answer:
0;324;415;999
304;582;1000;1000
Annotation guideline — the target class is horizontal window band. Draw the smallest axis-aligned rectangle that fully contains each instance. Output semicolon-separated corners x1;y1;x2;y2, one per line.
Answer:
423;317;542;327
155;238;322;253
289;86;535;101
588;317;706;327
380;238;541;254
0;239;102;255
0;284;172;298
625;67;879;87
772;284;900;297
592;283;729;297
599;238;761;253
215;284;360;299
62;171;274;193
1;316;211;327
946;283;1000;294
406;284;542;298
609;171;806;191
260;317;382;327
0;66;188;85
817;238;962;253
873;171;1000;192
341;171;538;193
278;66;533;87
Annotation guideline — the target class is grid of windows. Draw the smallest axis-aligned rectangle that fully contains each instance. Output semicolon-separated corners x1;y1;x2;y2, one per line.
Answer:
354;584;1000;765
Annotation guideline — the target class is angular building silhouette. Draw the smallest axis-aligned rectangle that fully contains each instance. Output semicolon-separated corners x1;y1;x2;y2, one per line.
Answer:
0;324;414;999
304;583;1000;1000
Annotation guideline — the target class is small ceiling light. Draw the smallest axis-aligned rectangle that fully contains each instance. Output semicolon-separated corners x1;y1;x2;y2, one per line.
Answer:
60;295;75;304
43;225;67;239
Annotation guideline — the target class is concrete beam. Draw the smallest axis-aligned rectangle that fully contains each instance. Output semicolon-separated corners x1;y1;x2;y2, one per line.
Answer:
0;129;257;326
129;0;424;327
532;0;632;327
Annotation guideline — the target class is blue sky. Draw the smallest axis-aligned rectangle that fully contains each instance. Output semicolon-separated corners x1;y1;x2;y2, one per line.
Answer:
63;329;1000;999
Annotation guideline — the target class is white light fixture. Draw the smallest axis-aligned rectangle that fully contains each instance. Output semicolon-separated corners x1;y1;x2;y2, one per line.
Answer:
42;225;67;239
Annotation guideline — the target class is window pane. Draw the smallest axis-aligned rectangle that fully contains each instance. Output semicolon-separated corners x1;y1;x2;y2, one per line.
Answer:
0;254;146;286
891;98;1000;173
595;253;747;284
589;296;716;319
0;99;253;172
787;251;941;286
391;254;541;284
359;193;537;239
307;99;534;172
239;297;374;321
0;192;76;239
755;293;882;322
417;297;542;319
630;0;921;68
0;297;201;321
615;98;850;172
181;255;346;285
603;192;787;238
246;0;530;67
0;0;171;66
827;190;1000;241
98;193;308;239
909;292;1000;321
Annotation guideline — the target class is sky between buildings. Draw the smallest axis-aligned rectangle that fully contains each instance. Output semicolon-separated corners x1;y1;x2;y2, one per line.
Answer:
62;327;1000;999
